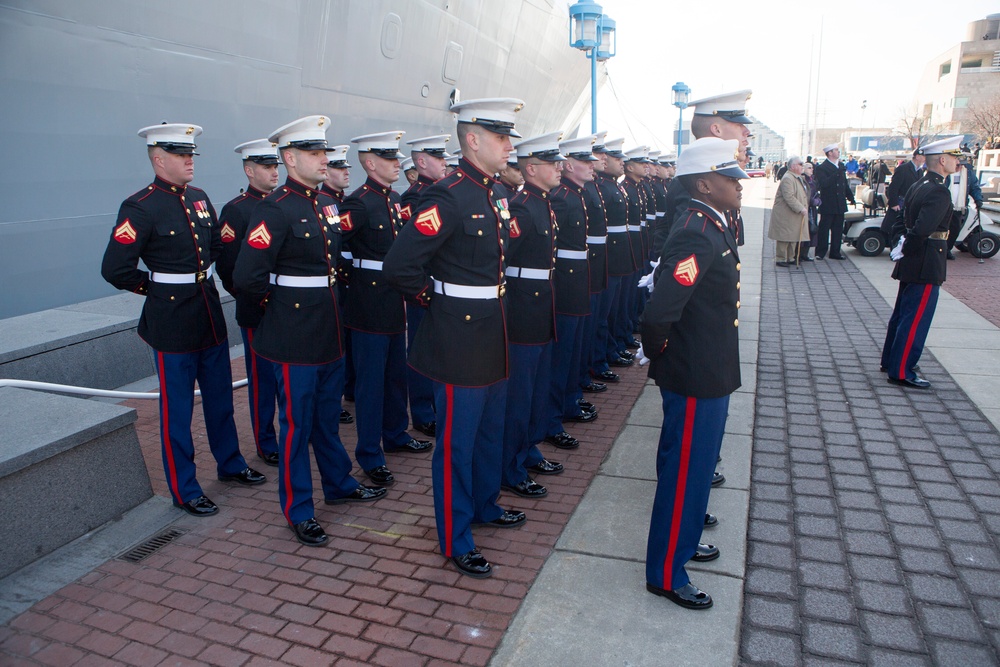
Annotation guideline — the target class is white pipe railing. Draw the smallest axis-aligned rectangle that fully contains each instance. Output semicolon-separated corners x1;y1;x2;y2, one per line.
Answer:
0;378;249;400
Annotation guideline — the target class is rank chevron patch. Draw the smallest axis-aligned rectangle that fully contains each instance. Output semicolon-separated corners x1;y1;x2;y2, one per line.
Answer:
673;255;699;286
414;205;443;236
113;219;137;244
509;217;521;238
339;211;353;231
220;222;237;243
247;221;272;249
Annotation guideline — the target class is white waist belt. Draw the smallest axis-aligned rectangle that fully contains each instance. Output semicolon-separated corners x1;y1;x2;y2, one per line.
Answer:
433;279;503;299
341;251;354;261
505;266;551;280
151;266;214;284
645;214;656;221
606;225;628;233
352;258;383;271
556;249;588;260
586;236;607;244
639;221;647;228
269;273;333;288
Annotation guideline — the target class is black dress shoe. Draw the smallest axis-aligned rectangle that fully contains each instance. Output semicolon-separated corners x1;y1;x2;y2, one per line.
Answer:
646;582;713;610
364;465;395;486
577;399;595;410
174;495;219;517
815;255;825;260
386;438;433;454
887;376;931;389
775;261;791;267
591;370;620;383
712;471;725;487
218;467;267;486
609;355;634;367
624;338;640;349
503;478;548;498
829;254;846;260
800;256;814;262
413;421;436;437
291;518;327;547
324;485;388;504
478;510;527;528
340;409;354;424
544;432;580;449
691;543;720;562
579;403;597;415
258;452;279;467
451;550;492;578
581;381;608;393
563;410;597;423
704;513;718;528
528;459;564;476
946;251;956;260
618;350;635;361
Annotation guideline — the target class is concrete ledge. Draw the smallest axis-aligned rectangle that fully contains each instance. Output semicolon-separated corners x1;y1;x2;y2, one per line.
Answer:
0;387;152;578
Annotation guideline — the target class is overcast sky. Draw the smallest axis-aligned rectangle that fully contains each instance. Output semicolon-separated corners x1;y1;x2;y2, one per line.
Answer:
585;1;999;154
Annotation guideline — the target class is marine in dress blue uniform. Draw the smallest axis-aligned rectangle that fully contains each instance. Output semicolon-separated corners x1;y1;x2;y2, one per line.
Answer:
400;134;453;438
233;116;386;547
216;138;282;467
384;98;527;579
101;123;265;517
640;138;746;610
501;132;565;500
881;136;963;390
549;137;598;436
595;138;636;373
622;146;651;348
321;144;358;421
340;131;432;488
573;133;613;399
499;156;524;200
653;90;753;260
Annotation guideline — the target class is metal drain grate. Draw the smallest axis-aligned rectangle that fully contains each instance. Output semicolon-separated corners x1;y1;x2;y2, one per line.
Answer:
117;528;187;563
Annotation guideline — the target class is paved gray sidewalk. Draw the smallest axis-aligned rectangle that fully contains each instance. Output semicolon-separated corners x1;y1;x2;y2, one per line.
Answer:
491;178;769;667
740;199;1000;664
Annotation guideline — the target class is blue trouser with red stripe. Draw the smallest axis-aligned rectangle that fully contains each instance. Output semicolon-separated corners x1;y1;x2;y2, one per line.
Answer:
548;314;586;435
881;282;939;381
154;341;248;505
577;294;600;387
503;342;553;486
610;273;634;355
240;327;278;459
646;390;729;591
274;358;360;525
592;276;620;375
432;380;507;557
351;330;410;471
406;303;436;426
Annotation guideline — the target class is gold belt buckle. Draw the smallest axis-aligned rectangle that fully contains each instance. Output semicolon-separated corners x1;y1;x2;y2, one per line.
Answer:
498;283;506;297
329;274;337;287
195;270;206;283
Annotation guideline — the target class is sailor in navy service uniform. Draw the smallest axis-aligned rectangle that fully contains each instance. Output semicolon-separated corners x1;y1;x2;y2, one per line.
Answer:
384;98;527;579
234;115;387;548
101;122;266;518
640;137;746;610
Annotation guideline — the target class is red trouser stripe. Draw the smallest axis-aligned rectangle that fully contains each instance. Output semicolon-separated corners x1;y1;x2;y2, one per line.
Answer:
443;384;455;557
898;284;933;379
248;330;263;455
662;396;697;590
158;352;182;505
281;364;296;524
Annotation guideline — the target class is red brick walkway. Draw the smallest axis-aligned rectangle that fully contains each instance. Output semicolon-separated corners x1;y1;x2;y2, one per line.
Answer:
941;245;1000;328
1;357;647;666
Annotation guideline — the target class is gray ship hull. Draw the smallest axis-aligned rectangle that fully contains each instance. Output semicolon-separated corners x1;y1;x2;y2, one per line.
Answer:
0;0;594;319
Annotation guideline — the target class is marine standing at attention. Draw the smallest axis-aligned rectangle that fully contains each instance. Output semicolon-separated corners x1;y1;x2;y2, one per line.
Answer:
233;116;386;548
384;98;528;579
641;138;746;610
339;131;433;489
880;136;963;390
101;123;266;517
216;138;282;467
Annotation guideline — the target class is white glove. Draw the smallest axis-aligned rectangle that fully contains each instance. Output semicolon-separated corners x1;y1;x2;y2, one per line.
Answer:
637;273;654;291
636;344;650;366
890;236;905;261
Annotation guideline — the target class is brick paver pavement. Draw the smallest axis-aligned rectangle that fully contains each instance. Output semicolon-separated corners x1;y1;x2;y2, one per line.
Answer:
740;231;1000;665
1;355;647;666
941;241;1000;329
